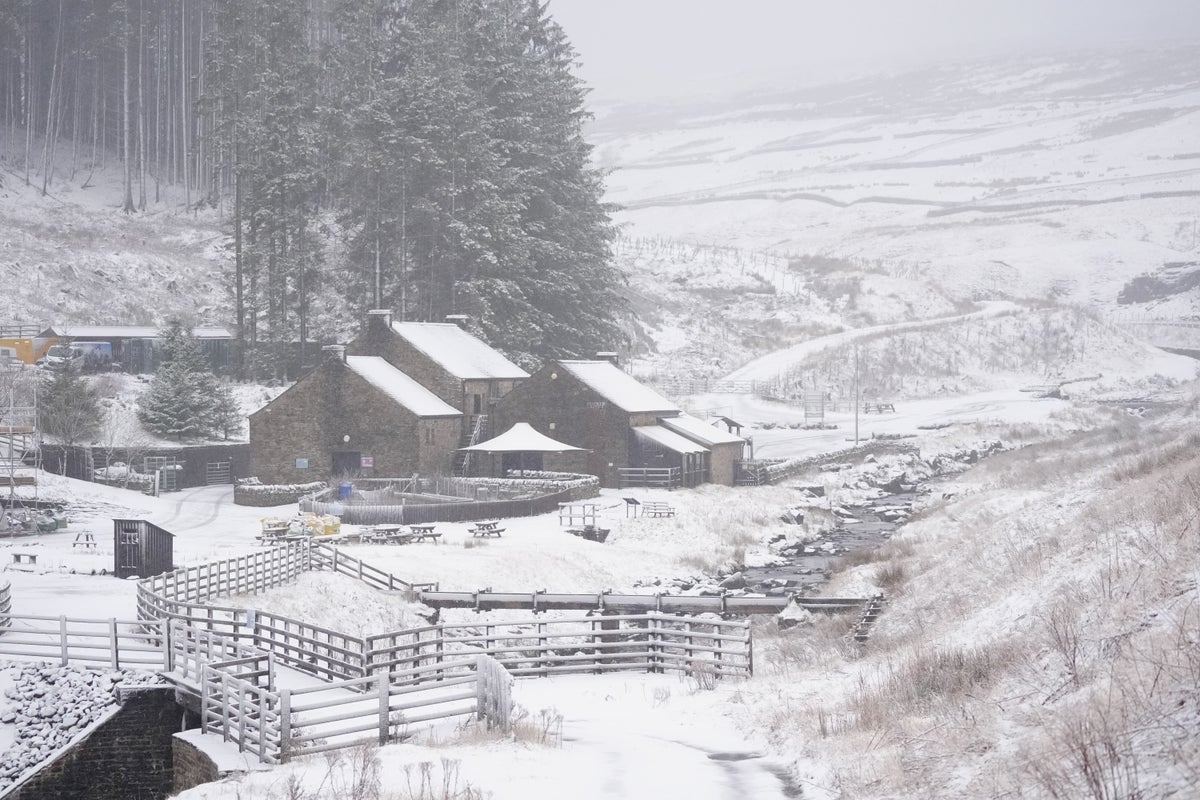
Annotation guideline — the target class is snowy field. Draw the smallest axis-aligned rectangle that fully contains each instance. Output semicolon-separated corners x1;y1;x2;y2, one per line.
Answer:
599;48;1200;322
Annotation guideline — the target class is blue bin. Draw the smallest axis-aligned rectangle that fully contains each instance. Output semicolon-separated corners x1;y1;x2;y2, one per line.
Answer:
338;482;353;501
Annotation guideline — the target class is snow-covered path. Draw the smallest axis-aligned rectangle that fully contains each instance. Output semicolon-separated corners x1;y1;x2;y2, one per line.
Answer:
438;675;796;800
723;300;1019;382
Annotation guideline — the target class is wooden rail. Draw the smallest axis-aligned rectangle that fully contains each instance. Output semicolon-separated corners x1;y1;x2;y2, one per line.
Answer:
417;589;869;616
0;614;169;670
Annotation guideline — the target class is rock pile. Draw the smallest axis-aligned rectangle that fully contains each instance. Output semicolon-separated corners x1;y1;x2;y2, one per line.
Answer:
0;662;164;792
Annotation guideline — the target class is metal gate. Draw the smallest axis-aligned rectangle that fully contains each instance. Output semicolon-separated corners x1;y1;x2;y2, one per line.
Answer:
205;461;232;485
144;456;180;492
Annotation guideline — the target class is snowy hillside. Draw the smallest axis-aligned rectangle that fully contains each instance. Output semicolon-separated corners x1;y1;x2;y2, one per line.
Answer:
601;47;1200;319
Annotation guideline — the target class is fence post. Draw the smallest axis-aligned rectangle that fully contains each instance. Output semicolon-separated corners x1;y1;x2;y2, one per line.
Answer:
377;673;390;745
279;689;292;762
237;683;247;752
221;673;231;741
59;615;68;666
475;654;488;726
162;619;173;672
109;618;119;669
200;668;210;734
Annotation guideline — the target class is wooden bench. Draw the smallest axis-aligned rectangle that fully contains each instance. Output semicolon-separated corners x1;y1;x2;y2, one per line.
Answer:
642;501;676;518
12;553;37;566
410;532;442;544
72;532;97;549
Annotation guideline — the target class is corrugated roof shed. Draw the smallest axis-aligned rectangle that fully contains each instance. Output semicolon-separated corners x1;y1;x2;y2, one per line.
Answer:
345;356;461;418
390;322;528;381
558;361;680;414
660;414;746;446
41;325;232;339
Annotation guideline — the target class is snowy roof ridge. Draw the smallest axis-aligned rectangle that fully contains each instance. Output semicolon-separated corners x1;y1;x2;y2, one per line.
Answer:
344;356;461;418
390;322;528;381
41;325;233;339
557;360;680;414
633;424;709;454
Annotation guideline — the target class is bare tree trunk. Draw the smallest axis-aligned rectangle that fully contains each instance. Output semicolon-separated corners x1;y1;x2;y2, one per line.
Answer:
137;0;147;210
40;0;65;195
122;0;135;213
180;0;190;209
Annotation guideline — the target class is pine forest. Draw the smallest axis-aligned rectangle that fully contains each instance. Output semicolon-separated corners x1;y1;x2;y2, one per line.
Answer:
0;0;628;372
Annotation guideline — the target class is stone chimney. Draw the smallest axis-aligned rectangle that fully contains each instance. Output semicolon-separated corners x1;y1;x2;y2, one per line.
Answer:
596;351;619;367
445;314;469;329
322;345;347;363
367;308;393;333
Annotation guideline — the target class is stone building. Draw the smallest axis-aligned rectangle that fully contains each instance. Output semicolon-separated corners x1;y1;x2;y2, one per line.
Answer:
493;358;746;488
349;310;528;424
249;347;461;484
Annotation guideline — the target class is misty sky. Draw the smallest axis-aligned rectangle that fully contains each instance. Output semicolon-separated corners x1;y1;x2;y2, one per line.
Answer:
547;0;1200;103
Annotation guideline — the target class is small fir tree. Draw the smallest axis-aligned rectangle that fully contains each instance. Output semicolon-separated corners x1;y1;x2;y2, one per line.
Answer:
138;323;240;440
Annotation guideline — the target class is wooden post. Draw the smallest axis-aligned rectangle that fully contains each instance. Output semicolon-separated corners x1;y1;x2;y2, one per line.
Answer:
162;619;173;672
475;654;487;726
221;673;231;740
279;689;292;762
109;618;119;669
200;669;210;733
237;683;246;752
59;615;68;665
377;673;390;744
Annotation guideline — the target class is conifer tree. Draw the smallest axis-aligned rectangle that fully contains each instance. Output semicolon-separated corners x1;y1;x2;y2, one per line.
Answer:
39;362;101;463
138;323;240;440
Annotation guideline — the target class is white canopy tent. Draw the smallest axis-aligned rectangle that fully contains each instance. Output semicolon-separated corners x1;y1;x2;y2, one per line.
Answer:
461;422;587;476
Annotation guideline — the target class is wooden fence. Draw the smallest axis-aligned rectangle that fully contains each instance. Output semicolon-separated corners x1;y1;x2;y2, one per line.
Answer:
0;614;169;670
364;614;752;681
0;541;757;764
617;467;681;489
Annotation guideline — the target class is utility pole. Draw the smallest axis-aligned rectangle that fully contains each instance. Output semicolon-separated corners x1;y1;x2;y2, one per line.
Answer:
854;345;861;446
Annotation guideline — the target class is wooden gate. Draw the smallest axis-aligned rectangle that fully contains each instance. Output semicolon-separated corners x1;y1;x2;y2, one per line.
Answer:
206;461;232;485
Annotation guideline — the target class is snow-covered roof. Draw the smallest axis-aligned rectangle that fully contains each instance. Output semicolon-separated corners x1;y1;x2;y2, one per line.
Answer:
633;425;709;454
660;413;746;446
557;361;680;414
391;322;528;381
463;422;585;453
344;356;461;418
41;325;232;339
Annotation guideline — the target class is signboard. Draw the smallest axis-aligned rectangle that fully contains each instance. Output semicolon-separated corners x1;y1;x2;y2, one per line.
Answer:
295;458;309;469
360;455;374;468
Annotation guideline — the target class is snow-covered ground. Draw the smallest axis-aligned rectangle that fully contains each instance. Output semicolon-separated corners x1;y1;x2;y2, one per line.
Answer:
3;375;1182;798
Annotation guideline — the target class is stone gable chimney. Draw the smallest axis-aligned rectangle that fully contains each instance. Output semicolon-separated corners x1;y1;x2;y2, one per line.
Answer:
322;345;346;363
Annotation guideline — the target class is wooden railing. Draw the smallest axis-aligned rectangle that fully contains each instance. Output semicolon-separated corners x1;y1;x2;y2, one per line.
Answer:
617;467;681;489
0;540;758;764
0;614;169;670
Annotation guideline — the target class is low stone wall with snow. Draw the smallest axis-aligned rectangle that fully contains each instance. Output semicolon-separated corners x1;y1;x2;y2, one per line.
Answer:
487;471;600;502
0;663;174;799
234;479;327;507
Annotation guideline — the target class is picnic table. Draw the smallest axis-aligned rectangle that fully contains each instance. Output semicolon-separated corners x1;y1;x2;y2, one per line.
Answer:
470;520;505;537
366;525;413;544
408;524;442;543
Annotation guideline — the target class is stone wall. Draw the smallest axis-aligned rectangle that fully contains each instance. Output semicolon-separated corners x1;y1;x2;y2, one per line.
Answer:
233;480;327;507
5;687;192;800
